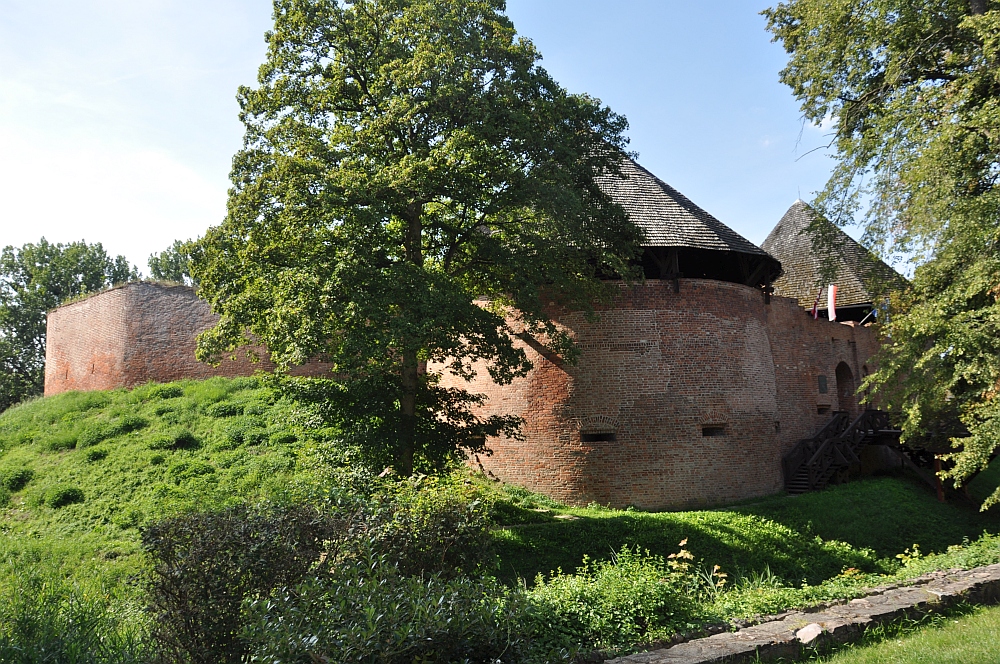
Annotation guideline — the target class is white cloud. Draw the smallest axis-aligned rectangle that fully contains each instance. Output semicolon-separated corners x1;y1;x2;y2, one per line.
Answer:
0;0;271;271
0;128;226;270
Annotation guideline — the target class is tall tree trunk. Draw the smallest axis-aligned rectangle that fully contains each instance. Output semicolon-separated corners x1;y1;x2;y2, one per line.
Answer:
399;348;418;476
970;0;986;14
397;202;424;476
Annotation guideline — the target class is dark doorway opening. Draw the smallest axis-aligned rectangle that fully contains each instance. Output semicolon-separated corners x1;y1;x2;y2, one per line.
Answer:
836;362;857;416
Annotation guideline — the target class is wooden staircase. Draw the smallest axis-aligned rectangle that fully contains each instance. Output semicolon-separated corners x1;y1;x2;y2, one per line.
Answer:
783;409;901;494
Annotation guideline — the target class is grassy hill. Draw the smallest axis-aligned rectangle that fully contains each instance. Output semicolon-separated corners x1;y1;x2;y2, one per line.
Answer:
3;378;1000;660
0;377;338;588
3;377;1000;591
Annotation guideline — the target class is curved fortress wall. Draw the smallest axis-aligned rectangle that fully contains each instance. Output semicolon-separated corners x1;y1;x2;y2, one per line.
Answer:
44;282;331;396
439;278;879;510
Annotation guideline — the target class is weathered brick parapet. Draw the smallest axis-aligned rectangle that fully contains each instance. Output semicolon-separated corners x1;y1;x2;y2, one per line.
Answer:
44;282;331;395
607;563;1000;663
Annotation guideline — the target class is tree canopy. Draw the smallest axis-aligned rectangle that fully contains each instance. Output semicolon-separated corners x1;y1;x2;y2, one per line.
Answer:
193;0;643;474
0;239;136;412
148;240;199;286
765;1;1000;504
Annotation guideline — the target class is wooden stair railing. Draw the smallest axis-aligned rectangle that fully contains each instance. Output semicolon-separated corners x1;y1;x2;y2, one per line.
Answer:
783;409;901;494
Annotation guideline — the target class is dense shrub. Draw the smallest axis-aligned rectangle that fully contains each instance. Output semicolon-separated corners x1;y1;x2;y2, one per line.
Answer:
148;427;198;451
85;448;108;462
166;460;215;483
42;430;78;452
526;545;703;655
0;467;33;491
142;504;344;664
245;554;531;664
78;415;148;447
147;385;184;400
221;416;266;447
366;475;496;577
205;401;242;418
43;486;85;508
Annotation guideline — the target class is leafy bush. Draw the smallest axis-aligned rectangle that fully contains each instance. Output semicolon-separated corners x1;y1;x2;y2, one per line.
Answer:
0;467;33;491
222;417;266;447
205;401;242;418
148;427;198;451
43;486;85;508
85;448;108;462
245;554;530;664
142;504;343;664
77;415;148;447
148;385;184;400
167;460;215;483
367;475;496;577
42;430;78;452
268;431;296;445
526;545;702;655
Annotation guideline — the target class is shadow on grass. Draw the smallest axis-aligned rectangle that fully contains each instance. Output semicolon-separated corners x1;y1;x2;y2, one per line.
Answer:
494;476;1000;586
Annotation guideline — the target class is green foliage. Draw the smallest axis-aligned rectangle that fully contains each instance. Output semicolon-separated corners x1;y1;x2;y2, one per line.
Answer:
0;568;150;664
0;238;137;413
142;504;341;664
0;467;33;491
193;0;643;475
148;427;199;451
42;486;85;508
147;239;199;286
526;544;701;655
4;381;1000;659
41;430;79;452
77;415;149;448
365;474;497;578
85;448;108;463
764;2;1000;503
245;554;530;664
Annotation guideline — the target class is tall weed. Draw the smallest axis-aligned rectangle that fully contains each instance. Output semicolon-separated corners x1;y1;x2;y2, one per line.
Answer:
0;568;150;664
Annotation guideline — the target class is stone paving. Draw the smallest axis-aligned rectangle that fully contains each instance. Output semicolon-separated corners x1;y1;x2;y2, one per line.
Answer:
606;563;1000;663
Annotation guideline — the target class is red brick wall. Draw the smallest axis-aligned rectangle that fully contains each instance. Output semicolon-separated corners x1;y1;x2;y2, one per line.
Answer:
437;278;880;509
44;283;331;396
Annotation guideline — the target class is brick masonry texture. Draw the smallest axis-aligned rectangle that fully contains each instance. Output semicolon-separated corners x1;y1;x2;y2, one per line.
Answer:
44;282;331;396
437;278;880;510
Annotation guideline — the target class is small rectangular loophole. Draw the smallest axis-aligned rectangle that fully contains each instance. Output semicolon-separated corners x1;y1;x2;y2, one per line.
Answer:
817;406;831;415
702;426;726;437
581;432;616;443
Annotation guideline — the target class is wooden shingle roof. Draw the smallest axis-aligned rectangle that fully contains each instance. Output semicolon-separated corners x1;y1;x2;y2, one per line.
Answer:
762;201;906;310
598;157;774;258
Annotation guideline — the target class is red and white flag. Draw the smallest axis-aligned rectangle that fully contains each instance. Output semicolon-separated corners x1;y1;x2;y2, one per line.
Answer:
811;287;823;319
827;284;838;322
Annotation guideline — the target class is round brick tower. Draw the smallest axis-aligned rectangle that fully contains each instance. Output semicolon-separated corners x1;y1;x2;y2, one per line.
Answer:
440;158;879;509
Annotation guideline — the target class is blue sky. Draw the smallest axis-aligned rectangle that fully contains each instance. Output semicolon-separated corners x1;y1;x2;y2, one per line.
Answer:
0;0;838;272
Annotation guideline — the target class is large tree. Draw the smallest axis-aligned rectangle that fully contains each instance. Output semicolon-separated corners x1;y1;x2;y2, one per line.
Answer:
193;0;643;474
0;239;136;412
765;2;1000;503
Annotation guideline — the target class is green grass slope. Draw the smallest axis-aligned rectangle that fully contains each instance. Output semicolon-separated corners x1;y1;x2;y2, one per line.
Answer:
2;377;999;597
0;377;332;587
490;478;1000;584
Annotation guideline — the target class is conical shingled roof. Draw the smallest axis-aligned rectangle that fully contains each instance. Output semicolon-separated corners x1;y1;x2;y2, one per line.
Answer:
599;157;774;257
762;201;907;310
